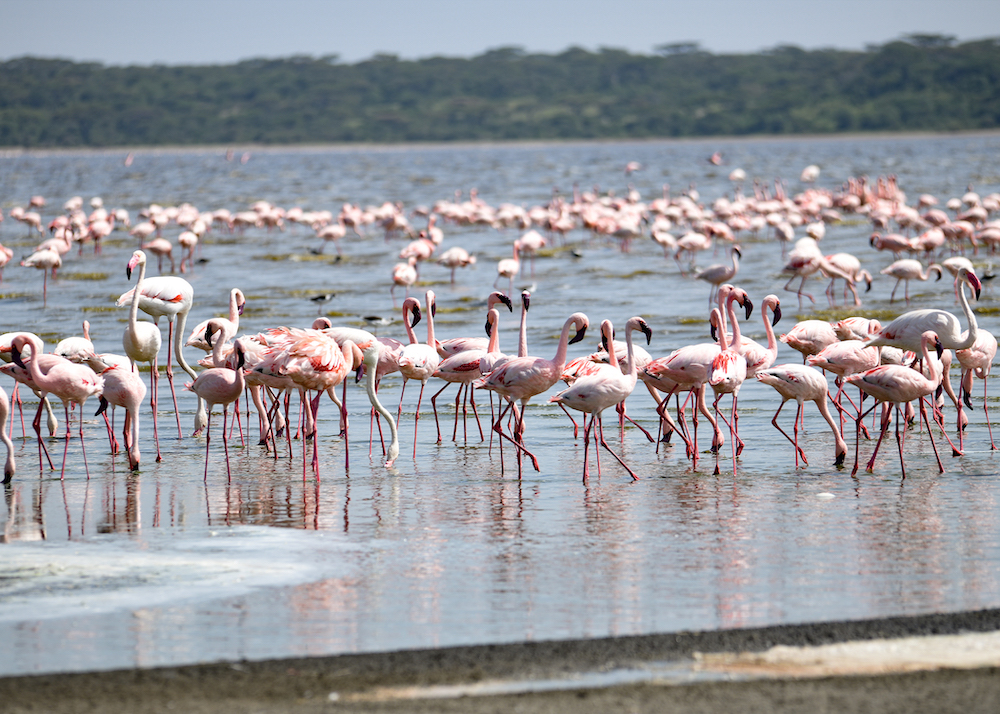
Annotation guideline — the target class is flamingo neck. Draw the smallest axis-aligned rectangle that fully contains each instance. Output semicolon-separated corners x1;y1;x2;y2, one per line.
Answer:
956;276;978;350
517;302;528;357
763;301;778;357
129;260;145;329
486;310;501;354
552;318;577;371
228;290;241;325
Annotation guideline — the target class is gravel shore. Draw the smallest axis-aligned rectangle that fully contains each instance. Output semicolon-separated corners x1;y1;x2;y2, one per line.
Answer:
4;609;1000;713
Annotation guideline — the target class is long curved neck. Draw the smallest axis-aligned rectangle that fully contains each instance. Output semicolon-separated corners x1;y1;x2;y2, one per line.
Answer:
228;290;241;325
956;276;978;350
814;394;847;456
129;260;145;330
517;302;528;357
552;318;576;371
922;338;942;386
623;325;638;381
726;298;742;351
363;345;399;466
425;302;436;348
486;310;500;353
403;304;418;344
763;301;778;358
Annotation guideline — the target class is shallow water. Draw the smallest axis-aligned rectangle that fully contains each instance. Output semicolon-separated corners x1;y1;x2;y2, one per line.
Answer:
2;134;1000;676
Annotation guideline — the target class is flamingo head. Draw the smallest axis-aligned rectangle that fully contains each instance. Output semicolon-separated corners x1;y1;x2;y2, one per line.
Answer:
964;269;983;300
521;291;530;312
235;288;246;316
568;314;589;345
771;302;782;326
636;318;652;345
126;250;145;280
488;291;513;312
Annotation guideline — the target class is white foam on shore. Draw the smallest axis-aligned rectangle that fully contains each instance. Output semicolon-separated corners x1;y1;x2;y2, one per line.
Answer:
0;526;357;622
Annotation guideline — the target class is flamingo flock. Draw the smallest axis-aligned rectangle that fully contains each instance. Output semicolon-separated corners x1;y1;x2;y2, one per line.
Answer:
1;162;999;487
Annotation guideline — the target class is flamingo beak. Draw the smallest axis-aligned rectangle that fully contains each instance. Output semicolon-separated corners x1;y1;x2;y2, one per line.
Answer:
743;297;753;320
411;305;422;327
771;304;782;326
485;319;493;337
710;322;718;342
935;337;944;360
569;324;587;345
11;346;25;369
499;293;513;312
95;396;110;416
642;323;652;345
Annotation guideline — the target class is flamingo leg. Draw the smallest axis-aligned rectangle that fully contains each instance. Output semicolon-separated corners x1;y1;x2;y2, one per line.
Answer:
985;376;997;450
469;386;484;442
150;356;162;462
162;319;183;438
919;397;945;474
222;406;233;482
203;410;212;480
597;413;638;480
429;382;450;443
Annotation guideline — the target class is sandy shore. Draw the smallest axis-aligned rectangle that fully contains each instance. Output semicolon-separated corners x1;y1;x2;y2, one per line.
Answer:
3;609;1000;713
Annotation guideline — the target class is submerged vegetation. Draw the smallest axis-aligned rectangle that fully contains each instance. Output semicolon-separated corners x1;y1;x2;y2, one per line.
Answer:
1;34;998;148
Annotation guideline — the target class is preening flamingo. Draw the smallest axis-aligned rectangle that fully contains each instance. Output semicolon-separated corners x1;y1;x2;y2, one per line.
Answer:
185;287;246;358
780;320;838;363
54;321;95;363
549;317;651;482
756;363;848;468
694;245;741;305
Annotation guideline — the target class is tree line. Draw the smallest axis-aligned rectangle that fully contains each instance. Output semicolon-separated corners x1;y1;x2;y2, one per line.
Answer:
1;35;998;148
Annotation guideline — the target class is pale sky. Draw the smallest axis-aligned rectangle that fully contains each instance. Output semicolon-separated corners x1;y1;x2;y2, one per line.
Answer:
1;0;997;66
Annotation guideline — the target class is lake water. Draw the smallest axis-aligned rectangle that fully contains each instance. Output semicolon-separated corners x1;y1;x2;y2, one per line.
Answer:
2;134;1000;676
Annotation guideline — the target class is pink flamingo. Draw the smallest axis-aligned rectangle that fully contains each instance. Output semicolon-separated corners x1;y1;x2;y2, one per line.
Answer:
54;321;95;363
867;267;981;353
435;291;513;357
141;237;176;273
91;353;147;471
397;291;441;458
187;328;247;480
20;247;61;303
117;265;205;436
821;253;872;306
694;245;741;305
549;317;651;482
431;307;503;443
390;256;417;306
880;259;942;304
846;330;947;479
0;385;13;483
11;334;104;479
807;339;879;438
178;231;199;273
475;312;589;474
756;364;848;468
494;242;521;295
780;320;838;363
185;288;246;359
956;329;998;450
436;246;476;284
0;242;12;281
708;305;746;475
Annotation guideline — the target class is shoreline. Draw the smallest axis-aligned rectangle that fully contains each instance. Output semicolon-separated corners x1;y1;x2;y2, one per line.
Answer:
2;129;1000;158
4;608;1000;713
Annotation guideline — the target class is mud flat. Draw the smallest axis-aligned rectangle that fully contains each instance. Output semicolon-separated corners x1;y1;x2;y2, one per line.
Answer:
3;609;1000;713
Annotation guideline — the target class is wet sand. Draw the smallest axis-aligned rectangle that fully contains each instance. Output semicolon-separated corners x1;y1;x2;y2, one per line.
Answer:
3;609;1000;713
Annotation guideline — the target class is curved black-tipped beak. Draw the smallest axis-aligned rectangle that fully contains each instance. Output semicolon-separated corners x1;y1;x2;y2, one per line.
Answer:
601;332;609;351
641;323;652;345
485;318;493;337
710;322;718;342
355;364;366;383
936;271;942;282
11;345;24;369
411;305;422;327
431;302;437;318
743;297;754;320
935;384;944;400
95;396;109;416
834;451;846;467
126;266;132;280
771;304;782;326
964;390;974;409
204;324;217;348
935;337;944;360
499;293;513;312
522;292;531;312
569;324;587;345
865;280;872;293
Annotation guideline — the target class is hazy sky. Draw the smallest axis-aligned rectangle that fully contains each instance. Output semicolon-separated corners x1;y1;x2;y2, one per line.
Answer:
2;0;998;66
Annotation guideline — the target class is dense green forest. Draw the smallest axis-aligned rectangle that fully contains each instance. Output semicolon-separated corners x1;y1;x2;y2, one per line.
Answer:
1;35;998;148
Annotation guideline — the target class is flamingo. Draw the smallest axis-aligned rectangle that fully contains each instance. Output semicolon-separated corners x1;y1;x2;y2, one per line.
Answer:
431;307;503;443
116;264;206;436
10;334;104;479
846;330;946;478
187;328;246;480
694;246;741;305
436;246;476;284
880;259;942;304
185;287;246;359
122;250;165;461
821;253;872;306
390;256;417;306
91;353;147;470
756;364;848;468
435;291;513;357
956;329;998;450
0;242;13;281
780;320;839;363
0;385;13;483
475;312;589;474
54;321;95;363
396;291;441;458
178;231;199;273
549;317;651;482
708;305;747;475
20;247;61;302
141;237;176;273
494;242;521;295
867;267;981;352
